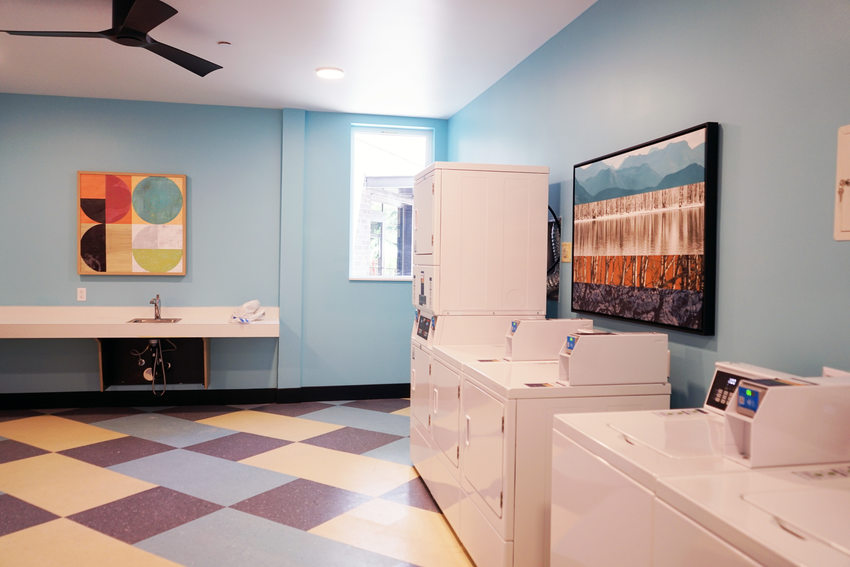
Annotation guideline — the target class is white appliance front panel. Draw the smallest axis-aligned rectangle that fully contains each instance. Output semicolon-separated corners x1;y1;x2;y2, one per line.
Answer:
410;341;431;434
461;379;506;521
413;170;437;260
550;430;653;567
432;357;461;468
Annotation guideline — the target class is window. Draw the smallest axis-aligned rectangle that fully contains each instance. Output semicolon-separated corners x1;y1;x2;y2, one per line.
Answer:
349;125;434;280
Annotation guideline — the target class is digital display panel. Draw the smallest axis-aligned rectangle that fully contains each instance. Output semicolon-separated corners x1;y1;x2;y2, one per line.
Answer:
566;335;578;351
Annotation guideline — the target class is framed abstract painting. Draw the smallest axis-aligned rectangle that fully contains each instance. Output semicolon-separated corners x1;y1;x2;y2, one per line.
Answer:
78;171;187;275
571;123;719;335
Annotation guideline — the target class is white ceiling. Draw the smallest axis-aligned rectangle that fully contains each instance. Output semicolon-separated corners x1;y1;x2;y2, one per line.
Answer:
0;0;595;118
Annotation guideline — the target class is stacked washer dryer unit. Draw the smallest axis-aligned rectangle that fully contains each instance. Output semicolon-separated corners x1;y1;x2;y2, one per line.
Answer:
409;162;672;567
551;362;850;566
410;162;551;537
410;162;551;538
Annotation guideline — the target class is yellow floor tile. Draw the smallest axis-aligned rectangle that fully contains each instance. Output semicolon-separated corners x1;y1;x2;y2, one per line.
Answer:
197;410;343;442
392;406;411;417
0;453;155;516
0;519;181;567
241;443;418;496
310;499;473;567
0;415;126;452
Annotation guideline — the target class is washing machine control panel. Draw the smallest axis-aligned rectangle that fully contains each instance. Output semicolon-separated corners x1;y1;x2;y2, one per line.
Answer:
705;370;741;411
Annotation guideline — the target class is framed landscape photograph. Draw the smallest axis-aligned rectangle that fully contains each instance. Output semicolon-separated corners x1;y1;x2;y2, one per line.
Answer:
571;122;719;335
78;171;186;276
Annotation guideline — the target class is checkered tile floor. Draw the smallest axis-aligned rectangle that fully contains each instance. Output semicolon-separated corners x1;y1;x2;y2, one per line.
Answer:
0;399;473;567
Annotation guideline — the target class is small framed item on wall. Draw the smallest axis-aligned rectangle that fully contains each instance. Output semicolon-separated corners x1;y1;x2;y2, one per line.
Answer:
571;122;719;335
78;171;187;275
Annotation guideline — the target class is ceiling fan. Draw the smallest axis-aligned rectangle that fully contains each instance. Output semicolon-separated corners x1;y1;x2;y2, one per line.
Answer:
1;0;222;77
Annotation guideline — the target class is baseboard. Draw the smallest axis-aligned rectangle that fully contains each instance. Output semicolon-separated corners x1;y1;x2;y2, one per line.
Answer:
276;383;411;403
0;383;411;409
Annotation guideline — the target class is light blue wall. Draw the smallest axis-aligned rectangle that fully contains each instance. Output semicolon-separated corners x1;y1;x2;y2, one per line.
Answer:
0;94;282;306
448;0;850;407
0;94;282;392
294;112;448;388
0;94;446;394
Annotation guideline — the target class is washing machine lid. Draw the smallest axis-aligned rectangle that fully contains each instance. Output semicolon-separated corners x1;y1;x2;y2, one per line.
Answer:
607;410;724;458
743;486;850;557
553;410;746;491
432;344;503;371
657;464;850;567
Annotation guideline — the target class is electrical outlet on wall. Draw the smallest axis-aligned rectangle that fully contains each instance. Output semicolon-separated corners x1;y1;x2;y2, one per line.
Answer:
76;287;86;302
561;242;572;263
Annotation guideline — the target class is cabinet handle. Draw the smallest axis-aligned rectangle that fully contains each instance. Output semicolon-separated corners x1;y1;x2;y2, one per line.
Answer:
411;369;416;391
465;414;471;447
433;387;438;414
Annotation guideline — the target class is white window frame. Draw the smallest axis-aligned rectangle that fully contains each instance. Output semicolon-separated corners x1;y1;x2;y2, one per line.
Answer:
349;124;434;281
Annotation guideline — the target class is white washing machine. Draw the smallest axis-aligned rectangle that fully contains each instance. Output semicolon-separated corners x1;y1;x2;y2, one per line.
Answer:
458;356;670;567
412;316;592;538
651;373;850;566
549;362;799;567
655;462;850;566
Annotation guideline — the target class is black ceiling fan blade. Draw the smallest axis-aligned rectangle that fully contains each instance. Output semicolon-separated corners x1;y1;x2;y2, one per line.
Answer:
2;30;108;39
144;40;222;77
122;0;177;34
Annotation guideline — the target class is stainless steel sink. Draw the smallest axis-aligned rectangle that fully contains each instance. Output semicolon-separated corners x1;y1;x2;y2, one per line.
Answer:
127;317;181;323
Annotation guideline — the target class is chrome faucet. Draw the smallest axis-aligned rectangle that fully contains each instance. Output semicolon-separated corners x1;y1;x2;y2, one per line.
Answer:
150;294;161;320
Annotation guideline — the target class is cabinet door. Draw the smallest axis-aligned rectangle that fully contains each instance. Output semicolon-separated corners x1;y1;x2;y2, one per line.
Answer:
410;343;431;432
413;172;436;259
431;358;460;467
461;379;505;519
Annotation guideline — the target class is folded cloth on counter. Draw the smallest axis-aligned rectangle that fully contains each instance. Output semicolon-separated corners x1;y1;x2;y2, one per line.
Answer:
231;300;265;323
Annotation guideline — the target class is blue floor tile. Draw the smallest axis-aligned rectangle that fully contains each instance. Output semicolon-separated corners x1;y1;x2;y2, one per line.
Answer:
300;406;410;437
109;450;296;506
95;413;235;447
363;438;412;465
137;508;411;567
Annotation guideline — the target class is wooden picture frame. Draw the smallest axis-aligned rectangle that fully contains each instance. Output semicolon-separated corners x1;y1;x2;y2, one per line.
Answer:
571;123;719;335
78;171;186;276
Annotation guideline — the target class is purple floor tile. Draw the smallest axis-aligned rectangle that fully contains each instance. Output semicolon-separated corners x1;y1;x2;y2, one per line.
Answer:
155;405;241;421
184;432;290;461
255;401;335;417
379;477;440;513
0;409;42;423
231;478;371;531
342;399;411;414
0;494;59;536
59;436;175;467
0;439;49;464
52;407;144;424
69;486;221;544
302;426;402;455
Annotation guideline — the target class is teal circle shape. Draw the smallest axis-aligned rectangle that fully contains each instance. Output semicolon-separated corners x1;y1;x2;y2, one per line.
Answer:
132;177;183;224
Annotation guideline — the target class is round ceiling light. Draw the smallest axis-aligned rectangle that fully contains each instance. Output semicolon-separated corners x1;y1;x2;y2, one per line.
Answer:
315;67;344;80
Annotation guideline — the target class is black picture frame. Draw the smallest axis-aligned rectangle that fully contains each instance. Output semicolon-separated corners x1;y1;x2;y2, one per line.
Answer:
571;122;719;335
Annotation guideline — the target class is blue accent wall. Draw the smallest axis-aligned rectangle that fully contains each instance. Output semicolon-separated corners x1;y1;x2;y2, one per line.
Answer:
295;112;447;388
0;95;446;394
448;0;850;407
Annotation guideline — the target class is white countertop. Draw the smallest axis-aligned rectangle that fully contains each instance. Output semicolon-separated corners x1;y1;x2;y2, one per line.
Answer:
0;306;279;338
